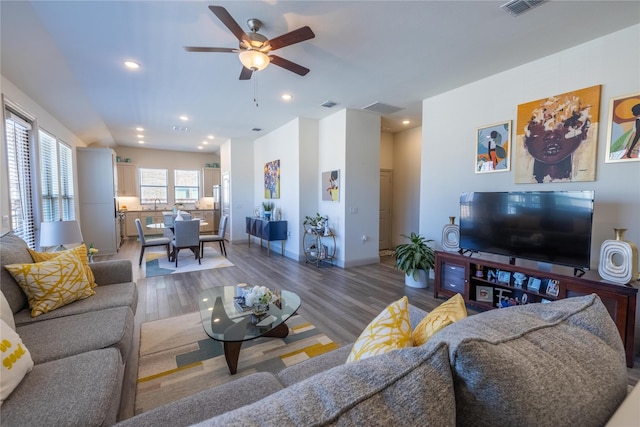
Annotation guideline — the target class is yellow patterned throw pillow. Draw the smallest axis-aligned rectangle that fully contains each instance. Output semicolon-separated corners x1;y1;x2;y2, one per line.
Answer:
0;319;34;404
346;296;412;363
5;251;95;317
28;244;96;288
412;293;467;346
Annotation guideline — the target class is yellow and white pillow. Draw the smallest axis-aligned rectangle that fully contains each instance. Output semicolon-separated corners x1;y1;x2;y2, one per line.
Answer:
28;244;96;288
5;251;95;317
346;296;412;363
0;319;34;404
412;293;467;347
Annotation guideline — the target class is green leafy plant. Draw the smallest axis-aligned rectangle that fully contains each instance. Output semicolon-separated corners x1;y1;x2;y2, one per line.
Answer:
394;232;435;280
262;201;274;212
303;213;326;228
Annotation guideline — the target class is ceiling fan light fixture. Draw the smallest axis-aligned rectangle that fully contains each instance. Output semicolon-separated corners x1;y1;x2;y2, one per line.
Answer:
239;50;270;71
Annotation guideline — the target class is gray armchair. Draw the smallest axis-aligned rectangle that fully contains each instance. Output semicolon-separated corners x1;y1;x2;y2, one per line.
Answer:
171;219;201;267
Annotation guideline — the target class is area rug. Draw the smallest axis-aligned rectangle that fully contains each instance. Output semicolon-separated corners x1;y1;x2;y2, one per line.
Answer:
145;246;234;278
135;311;339;414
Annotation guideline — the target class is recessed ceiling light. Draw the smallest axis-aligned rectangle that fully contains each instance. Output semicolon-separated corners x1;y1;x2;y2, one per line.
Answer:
197;146;203;150
179;115;189;121
202;141;209;145
282;94;293;101
137;134;144;138
207;135;214;140
138;140;145;144
402;120;411;125
124;61;140;69
136;127;144;132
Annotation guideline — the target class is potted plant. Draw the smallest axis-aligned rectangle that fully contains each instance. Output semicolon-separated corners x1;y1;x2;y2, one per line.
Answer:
303;213;326;234
394;232;435;288
263;201;274;220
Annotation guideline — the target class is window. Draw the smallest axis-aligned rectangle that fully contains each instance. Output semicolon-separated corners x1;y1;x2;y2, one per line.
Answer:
139;168;168;204
174;169;199;203
4;108;36;247
39;130;75;222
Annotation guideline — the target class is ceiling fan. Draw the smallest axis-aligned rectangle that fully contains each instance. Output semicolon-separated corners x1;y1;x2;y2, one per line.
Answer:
184;5;315;80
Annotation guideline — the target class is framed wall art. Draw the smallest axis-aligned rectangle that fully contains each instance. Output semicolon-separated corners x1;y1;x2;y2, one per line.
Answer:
475;121;511;173
514;85;601;184
476;286;494;303
322;170;340;201
264;159;280;199
605;92;640;162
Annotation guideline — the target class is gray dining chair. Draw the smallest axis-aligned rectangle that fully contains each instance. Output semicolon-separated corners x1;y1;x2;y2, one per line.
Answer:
134;218;171;266
171;219;201;267
199;215;228;257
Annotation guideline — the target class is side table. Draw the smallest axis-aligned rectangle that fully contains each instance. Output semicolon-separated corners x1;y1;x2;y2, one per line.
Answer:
303;229;336;267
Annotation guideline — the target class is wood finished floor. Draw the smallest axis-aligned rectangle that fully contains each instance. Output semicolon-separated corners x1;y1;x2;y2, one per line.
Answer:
104;239;639;421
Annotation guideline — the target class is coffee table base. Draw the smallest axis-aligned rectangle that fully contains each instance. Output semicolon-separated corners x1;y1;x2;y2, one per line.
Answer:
223;321;290;374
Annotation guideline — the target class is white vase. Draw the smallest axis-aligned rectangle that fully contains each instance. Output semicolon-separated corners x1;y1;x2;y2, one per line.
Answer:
405;269;429;289
441;216;460;252
598;228;638;284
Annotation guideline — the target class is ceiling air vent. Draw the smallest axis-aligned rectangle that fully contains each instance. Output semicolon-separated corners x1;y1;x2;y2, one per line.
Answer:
251;127;262;132
362;102;403;115
172;125;188;132
501;0;546;16
320;100;338;108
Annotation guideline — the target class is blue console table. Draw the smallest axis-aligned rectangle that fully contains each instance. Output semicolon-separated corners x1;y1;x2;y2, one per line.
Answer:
246;217;288;257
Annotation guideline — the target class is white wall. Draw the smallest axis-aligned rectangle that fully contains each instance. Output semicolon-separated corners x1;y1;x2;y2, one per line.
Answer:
226;139;254;243
392;126;422;248
380;131;393;170
420;25;640;271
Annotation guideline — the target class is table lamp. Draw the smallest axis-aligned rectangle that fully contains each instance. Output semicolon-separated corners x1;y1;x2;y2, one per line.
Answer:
40;220;84;251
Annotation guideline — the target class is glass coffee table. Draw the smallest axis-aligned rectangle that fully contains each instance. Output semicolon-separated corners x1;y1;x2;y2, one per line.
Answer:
198;286;301;374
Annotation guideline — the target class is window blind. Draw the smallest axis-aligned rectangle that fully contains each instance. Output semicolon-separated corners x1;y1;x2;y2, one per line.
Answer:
39;130;60;222
174;169;200;203
5;109;36;248
139;168;168;204
59;142;74;220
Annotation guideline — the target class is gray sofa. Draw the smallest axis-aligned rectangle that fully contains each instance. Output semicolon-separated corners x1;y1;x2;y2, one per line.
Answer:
0;233;138;427
119;293;633;427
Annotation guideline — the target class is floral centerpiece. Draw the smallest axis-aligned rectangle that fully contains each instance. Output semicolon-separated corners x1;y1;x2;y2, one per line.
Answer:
244;285;273;316
303;213;328;234
88;243;98;263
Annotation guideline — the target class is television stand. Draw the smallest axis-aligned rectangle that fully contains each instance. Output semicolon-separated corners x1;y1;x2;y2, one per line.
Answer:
433;250;637;368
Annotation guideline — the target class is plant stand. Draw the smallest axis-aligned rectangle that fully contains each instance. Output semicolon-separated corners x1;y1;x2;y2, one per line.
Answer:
303;228;336;267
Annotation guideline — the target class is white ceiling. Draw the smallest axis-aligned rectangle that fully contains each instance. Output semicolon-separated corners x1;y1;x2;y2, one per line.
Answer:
2;1;639;154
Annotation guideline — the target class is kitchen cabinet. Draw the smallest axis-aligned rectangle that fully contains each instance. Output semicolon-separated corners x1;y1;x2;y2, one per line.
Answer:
125;212;140;237
117;163;137;196
203;167;221;197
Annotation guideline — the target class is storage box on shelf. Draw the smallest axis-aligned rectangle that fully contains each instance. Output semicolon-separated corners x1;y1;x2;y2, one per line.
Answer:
433;250;638;368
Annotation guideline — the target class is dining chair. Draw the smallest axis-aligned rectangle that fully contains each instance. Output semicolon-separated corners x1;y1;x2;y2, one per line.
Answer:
199;215;228;257
134;218;171;266
171;219;201;267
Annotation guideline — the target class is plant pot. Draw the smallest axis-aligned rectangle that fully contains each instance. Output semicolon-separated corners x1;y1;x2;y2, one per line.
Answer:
264;211;272;220
251;302;269;316
405;269;429;289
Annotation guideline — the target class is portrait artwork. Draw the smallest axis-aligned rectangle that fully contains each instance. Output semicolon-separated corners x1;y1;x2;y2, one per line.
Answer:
515;85;601;183
264;159;280;199
605;92;640;162
476;121;511;173
322;170;340;201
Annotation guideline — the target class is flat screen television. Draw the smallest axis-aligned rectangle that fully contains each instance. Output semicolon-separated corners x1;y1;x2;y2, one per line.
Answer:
459;191;594;270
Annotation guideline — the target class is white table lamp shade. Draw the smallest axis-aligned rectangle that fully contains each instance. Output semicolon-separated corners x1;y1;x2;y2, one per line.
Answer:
40;220;84;249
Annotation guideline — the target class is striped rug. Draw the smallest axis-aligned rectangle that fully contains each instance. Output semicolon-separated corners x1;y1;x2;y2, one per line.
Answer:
135;311;339;414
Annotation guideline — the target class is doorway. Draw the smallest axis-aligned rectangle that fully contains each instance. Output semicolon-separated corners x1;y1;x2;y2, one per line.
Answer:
379;169;393;250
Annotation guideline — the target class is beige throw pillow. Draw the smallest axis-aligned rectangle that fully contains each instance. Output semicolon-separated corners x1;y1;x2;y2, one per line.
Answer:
0;319;34;404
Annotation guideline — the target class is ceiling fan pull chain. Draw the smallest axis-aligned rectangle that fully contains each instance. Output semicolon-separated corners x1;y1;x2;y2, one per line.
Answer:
254;73;259;107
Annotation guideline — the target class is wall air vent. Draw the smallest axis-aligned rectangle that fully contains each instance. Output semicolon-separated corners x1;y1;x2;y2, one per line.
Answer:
501;0;546;16
362;102;403;115
320;101;338;108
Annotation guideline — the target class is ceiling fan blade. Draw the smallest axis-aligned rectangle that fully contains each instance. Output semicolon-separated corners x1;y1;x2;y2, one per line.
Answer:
208;5;252;48
266;26;315;51
239;66;253;80
184;46;237;53
269;55;310;76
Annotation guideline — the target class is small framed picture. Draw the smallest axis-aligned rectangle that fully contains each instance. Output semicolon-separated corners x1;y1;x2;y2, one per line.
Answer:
475;121;512;173
476;286;494;303
497;270;511;285
527;277;541;293
513;272;527;289
487;269;497;282
546;279;560;297
604;92;640;162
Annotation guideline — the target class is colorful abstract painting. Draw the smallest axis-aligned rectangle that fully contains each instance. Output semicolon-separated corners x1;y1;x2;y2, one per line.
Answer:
264;159;280;199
